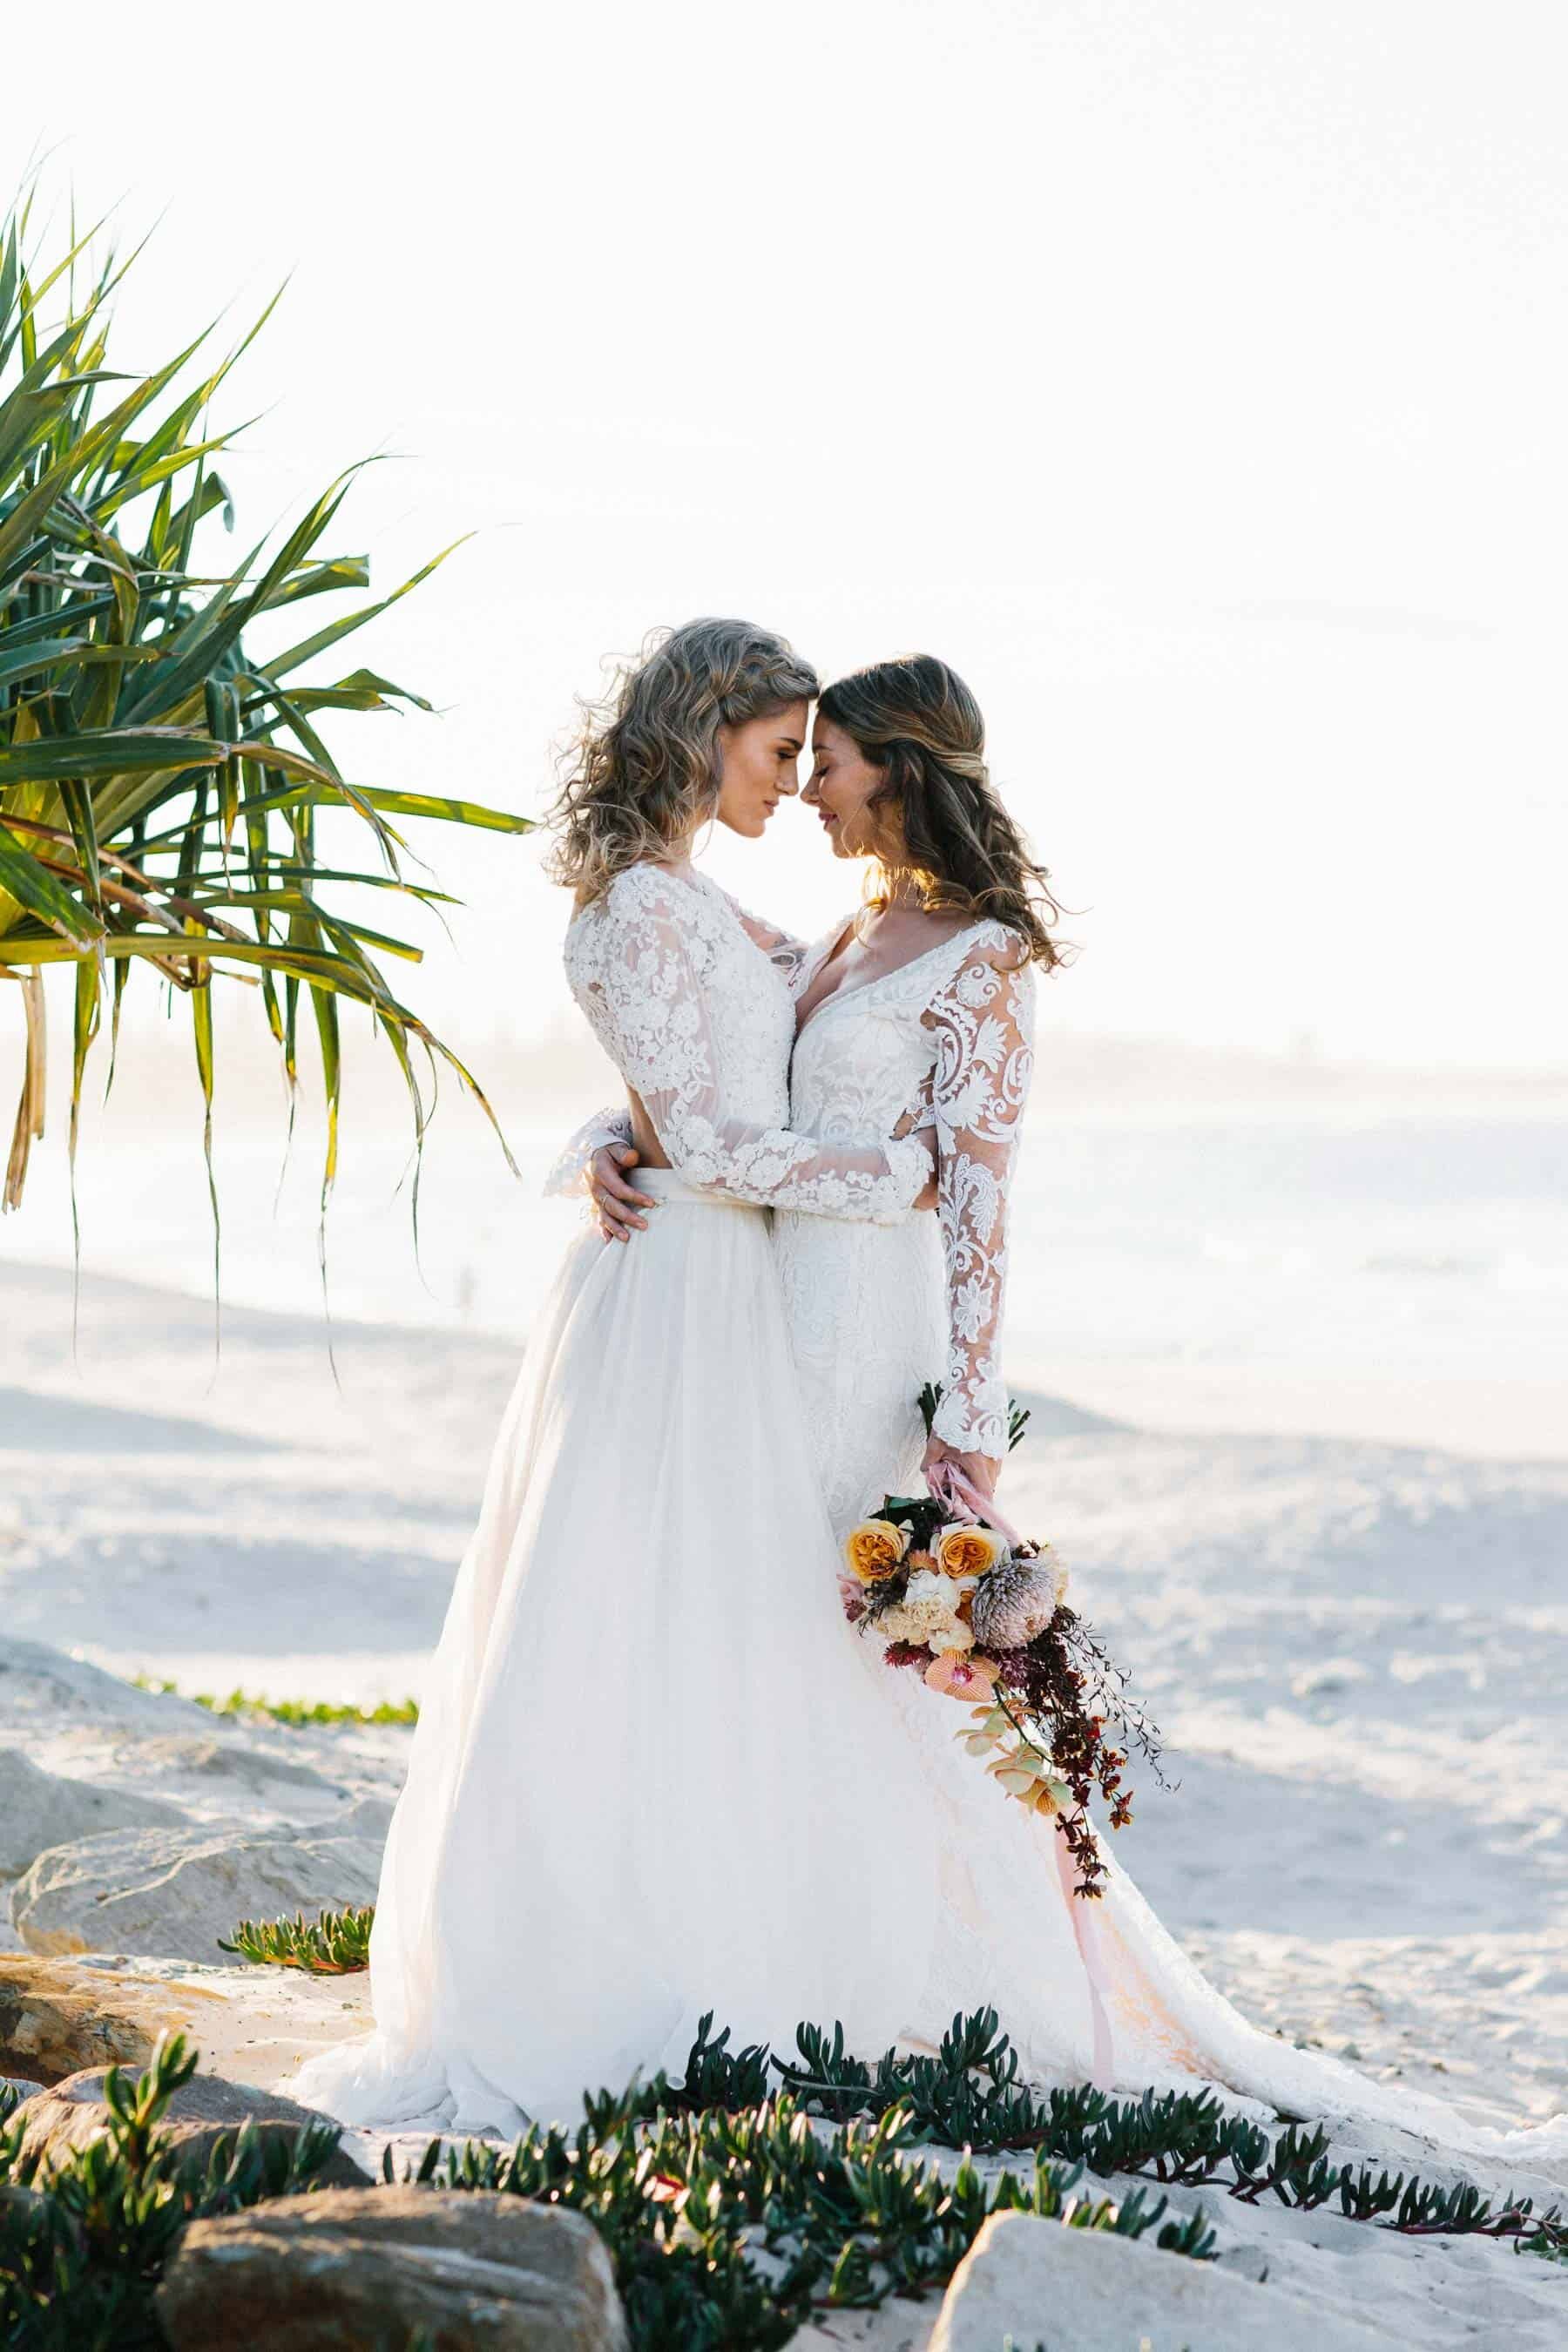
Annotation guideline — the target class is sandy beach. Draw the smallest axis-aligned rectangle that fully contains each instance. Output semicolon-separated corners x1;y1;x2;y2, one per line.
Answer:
5;1237;1568;2124
4;1092;1568;2344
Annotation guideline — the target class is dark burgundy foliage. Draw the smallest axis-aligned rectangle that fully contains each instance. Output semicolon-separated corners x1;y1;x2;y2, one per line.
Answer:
847;1475;1171;1902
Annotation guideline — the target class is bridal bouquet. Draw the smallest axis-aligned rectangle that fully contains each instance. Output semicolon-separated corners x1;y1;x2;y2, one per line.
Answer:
841;1387;1166;1898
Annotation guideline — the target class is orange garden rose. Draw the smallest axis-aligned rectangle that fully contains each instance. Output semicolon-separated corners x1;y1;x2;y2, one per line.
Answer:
936;1523;1008;1580
843;1394;1162;1899
843;1517;910;1585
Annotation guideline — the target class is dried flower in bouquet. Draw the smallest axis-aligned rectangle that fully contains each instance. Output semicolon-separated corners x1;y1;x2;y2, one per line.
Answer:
841;1383;1170;1896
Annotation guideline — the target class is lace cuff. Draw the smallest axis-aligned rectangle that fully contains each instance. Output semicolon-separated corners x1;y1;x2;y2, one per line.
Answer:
543;1104;632;1199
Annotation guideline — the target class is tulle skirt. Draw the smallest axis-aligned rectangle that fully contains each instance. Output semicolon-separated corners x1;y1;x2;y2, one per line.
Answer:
282;1174;943;2133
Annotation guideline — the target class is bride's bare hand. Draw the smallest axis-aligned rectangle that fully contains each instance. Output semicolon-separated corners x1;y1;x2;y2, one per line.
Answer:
922;1436;999;1505
589;1145;654;1243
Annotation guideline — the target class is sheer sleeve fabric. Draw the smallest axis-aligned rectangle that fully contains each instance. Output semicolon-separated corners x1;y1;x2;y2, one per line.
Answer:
543;1105;633;1199
575;875;929;1221
926;937;1037;1456
723;893;811;983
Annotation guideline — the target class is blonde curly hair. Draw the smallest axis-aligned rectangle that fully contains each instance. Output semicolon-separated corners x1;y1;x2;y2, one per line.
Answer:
546;618;819;904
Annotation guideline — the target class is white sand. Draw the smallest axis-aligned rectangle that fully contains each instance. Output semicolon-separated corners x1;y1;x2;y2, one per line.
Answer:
4;1254;1568;2342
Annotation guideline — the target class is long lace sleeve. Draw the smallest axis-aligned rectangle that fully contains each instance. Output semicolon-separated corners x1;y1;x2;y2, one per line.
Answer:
927;936;1037;1456
575;873;930;1220
543;1105;633;1198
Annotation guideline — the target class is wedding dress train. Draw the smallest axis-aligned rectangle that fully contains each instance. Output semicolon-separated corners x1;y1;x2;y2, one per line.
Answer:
773;909;1568;2176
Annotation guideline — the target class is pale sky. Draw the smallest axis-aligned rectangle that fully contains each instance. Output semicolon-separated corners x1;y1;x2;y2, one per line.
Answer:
11;0;1567;1070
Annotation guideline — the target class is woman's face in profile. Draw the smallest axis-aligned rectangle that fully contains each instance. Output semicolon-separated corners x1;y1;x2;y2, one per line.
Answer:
714;701;808;838
803;714;889;861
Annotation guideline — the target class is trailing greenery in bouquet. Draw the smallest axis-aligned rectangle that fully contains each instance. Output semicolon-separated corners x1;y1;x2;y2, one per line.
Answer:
841;1385;1168;1898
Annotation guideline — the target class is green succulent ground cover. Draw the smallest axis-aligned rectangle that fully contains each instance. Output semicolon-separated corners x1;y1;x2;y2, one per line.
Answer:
130;1673;419;1728
3;2009;1564;2351
219;1903;374;1973
0;2036;343;2351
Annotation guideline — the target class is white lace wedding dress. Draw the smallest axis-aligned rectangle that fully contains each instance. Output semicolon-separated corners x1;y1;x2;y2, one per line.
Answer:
558;886;1568;2180
281;860;950;2134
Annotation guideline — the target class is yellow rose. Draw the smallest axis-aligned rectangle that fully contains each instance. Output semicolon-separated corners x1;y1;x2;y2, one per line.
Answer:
844;1518;910;1585
936;1523;1008;1580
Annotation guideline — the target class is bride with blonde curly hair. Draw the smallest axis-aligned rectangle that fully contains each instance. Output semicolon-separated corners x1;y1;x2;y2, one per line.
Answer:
283;617;948;2132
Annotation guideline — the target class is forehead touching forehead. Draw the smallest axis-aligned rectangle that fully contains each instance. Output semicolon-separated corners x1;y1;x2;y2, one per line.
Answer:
765;699;809;749
812;713;858;758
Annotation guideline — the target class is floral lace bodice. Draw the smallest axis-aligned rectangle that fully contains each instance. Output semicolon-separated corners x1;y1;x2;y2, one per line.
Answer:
551;864;929;1221
553;882;1036;1458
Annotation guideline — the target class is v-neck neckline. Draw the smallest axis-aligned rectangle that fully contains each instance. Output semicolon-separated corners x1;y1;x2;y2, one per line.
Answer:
794;915;991;1044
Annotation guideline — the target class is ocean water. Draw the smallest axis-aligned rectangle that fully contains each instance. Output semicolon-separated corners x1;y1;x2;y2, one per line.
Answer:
999;1113;1567;1456
6;1097;1564;1461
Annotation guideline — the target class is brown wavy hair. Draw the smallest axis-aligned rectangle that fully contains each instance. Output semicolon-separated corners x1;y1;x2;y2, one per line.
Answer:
816;653;1064;969
547;618;818;904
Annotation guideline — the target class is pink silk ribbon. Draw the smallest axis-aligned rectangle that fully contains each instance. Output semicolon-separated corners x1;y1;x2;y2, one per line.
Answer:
926;1460;1027;1549
1051;1822;1117;2092
927;1461;1118;2091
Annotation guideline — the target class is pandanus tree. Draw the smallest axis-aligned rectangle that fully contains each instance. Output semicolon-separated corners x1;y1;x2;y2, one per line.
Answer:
0;187;527;1274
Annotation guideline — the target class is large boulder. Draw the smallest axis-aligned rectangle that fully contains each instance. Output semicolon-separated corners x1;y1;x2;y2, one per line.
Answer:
0;1746;185;1879
929;2209;1399;2351
153;2186;627;2350
127;1732;341;1800
15;2063;369;2189
0;1953;226;2084
10;1826;381;1962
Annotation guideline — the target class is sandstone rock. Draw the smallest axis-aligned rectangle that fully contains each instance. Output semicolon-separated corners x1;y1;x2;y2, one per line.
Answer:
17;2064;370;2188
132;1732;340;1797
1;2077;45;2103
10;1826;382;1962
929;2209;1399;2351
0;1639;213;1737
0;1745;185;1879
154;2186;627;2350
0;1954;226;2083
